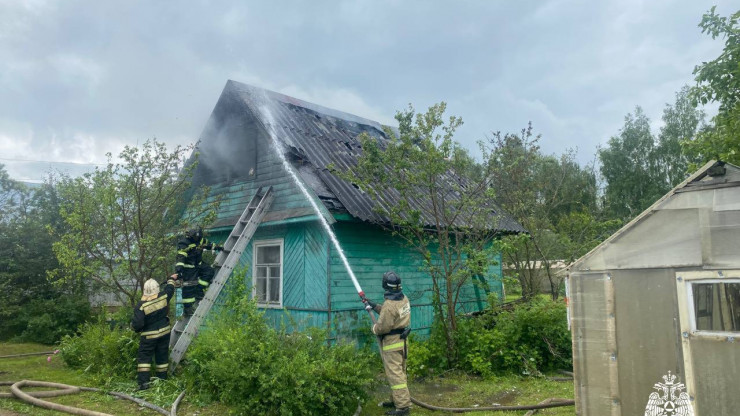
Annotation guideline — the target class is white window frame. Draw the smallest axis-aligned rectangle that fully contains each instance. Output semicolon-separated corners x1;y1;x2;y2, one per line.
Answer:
677;270;740;340
686;277;740;338
252;239;284;308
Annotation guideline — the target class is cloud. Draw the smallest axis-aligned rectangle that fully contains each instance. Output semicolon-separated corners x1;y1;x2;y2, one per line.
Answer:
0;116;129;181
0;0;736;181
49;54;105;93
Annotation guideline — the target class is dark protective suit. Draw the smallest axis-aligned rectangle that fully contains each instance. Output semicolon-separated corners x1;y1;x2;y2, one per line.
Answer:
175;234;220;316
195;262;215;302
132;278;175;387
372;290;412;410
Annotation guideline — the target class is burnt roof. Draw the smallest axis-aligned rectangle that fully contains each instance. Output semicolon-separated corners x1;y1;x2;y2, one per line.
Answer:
211;80;525;233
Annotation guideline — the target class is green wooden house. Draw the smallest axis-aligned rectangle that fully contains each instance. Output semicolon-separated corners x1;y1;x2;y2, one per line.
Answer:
190;80;524;340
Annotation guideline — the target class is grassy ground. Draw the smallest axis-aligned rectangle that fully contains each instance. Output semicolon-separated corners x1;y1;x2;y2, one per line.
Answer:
0;343;228;416
1;343;574;415
363;372;574;416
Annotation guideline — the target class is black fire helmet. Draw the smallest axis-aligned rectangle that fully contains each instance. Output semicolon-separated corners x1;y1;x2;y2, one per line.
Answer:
186;226;203;241
382;271;402;291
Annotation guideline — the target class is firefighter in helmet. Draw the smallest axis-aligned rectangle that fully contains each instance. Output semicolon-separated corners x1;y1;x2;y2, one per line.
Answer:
132;275;177;390
175;226;223;316
364;271;412;415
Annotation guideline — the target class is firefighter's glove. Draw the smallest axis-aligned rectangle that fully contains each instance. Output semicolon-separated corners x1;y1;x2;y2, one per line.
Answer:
364;298;377;309
215;245;224;251
167;273;182;288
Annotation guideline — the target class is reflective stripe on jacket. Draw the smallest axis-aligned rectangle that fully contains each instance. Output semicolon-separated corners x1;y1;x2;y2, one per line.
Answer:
175;235;217;279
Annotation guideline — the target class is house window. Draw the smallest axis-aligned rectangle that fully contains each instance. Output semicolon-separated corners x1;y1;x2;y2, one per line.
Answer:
253;239;283;307
690;280;740;333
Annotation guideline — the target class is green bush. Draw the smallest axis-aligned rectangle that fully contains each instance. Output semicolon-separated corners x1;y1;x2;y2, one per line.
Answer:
457;298;571;376
410;298;571;378
17;296;92;344
183;281;377;415
0;289;91;345
59;314;139;384
405;333;445;379
404;319;453;379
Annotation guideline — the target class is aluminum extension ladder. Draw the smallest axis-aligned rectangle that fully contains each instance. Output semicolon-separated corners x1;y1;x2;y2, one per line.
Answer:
169;186;274;370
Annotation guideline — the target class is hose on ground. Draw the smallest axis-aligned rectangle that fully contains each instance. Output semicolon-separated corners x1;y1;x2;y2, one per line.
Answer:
410;397;575;413
170;390;186;416
0;351;55;359
1;380;185;416
79;386;169;415
0;381;80;399
10;381;112;416
523;398;566;416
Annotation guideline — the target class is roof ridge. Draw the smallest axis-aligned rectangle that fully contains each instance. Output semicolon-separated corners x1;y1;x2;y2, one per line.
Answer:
225;79;390;133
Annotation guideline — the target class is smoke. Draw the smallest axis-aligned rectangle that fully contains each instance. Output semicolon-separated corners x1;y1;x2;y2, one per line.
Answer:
192;98;260;187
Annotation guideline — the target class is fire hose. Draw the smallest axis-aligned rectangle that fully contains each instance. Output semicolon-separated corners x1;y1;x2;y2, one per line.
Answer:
409;397;575;413
0;351;56;359
0;380;184;416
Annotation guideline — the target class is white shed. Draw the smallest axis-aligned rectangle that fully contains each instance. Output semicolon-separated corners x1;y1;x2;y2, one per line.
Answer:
567;160;740;416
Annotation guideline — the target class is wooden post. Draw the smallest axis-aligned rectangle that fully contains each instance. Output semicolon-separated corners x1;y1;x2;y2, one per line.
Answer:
604;273;621;416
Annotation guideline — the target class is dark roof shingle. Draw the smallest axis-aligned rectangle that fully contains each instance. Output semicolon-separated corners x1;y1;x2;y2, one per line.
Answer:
221;80;525;233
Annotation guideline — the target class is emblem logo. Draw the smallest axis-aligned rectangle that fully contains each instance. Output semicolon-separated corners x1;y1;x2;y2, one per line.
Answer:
399;303;411;318
644;371;694;416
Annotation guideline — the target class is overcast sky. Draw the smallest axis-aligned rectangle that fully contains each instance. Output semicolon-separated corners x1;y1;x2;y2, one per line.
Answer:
0;0;735;182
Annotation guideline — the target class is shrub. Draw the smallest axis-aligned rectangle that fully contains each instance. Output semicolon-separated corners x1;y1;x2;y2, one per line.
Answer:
0;292;91;345
456;298;571;376
404;318;453;379
410;298;571;378
18;296;92;344
183;281;377;415
59;313;139;385
405;333;445;379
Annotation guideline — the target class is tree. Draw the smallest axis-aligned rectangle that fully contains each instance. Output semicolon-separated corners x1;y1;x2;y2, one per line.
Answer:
657;86;705;187
685;7;740;165
599;107;664;221
600;88;705;223
0;169;91;343
0;163;25;222
555;211;621;264
341;103;501;368
53;139;219;306
487;124;604;300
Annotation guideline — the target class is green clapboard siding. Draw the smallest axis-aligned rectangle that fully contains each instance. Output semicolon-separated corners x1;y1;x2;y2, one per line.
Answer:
206;132;328;228
208;221;330;333
206;218;503;340
328;221;504;337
